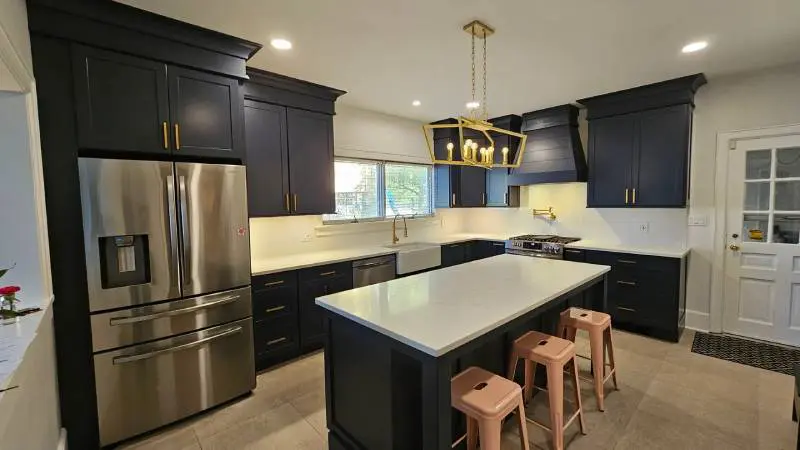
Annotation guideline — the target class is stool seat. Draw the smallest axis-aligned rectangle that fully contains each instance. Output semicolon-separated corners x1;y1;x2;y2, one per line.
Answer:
452;367;522;419
513;331;575;364
560;307;611;328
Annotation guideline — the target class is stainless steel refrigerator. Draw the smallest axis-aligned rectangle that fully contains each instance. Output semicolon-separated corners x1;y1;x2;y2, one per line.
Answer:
78;158;254;446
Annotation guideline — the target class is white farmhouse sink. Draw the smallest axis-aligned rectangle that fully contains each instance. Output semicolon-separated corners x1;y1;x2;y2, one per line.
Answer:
384;242;442;275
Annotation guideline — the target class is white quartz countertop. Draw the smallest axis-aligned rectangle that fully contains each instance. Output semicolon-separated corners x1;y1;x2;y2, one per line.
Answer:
316;254;610;356
0;297;52;389
251;234;511;276
564;241;689;258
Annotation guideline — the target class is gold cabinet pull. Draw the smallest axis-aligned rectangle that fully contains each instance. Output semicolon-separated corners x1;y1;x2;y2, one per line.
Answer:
263;280;284;287
284;193;290;213
632;188;637;204
266;337;287;346
452;193;456;206
265;305;286;313
617;280;637;286
482;192;486;205
174;123;181;150
618;306;636;312
319;270;336;276
624;188;629;204
617;259;637;264
162;122;169;149
293;194;298;212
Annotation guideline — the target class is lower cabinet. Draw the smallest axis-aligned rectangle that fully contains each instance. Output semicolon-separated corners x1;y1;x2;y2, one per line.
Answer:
298;263;353;351
441;242;467;267
582;249;686;342
443;240;506;267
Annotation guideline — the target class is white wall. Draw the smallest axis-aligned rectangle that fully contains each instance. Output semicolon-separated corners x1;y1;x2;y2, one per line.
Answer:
685;62;800;326
0;91;48;304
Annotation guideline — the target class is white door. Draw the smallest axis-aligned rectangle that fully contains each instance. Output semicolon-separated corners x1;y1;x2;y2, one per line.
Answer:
724;134;800;346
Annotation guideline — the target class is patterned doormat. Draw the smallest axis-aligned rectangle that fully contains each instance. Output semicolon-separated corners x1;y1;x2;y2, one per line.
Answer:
691;332;800;375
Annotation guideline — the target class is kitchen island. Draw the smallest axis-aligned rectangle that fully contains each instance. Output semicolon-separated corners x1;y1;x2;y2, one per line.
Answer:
316;254;610;450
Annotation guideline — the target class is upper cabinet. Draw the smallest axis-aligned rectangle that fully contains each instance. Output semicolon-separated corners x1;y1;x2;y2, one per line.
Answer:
243;68;345;217
579;74;706;208
72;44;244;160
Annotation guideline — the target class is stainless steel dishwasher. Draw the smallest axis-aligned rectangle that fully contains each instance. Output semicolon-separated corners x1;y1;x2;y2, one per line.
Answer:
353;255;396;287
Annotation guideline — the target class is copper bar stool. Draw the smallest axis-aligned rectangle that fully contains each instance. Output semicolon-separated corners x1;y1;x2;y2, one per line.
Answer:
451;366;530;450
557;307;618;411
507;331;586;450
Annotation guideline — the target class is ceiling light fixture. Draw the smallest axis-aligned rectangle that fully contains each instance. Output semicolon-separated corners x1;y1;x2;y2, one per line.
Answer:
422;20;527;169
270;38;292;50
412;100;421;106
682;41;708;53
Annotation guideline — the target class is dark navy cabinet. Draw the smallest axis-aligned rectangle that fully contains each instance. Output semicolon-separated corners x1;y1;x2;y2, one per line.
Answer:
298;263;353;351
251;271;300;370
580;74;706;208
441;242;467;267
243;69;345;217
583;249;686;342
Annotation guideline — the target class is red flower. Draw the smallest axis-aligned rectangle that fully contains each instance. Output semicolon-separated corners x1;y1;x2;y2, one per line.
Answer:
0;286;20;296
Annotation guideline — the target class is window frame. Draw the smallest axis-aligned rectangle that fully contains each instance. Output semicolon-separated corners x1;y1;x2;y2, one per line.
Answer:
323;157;435;224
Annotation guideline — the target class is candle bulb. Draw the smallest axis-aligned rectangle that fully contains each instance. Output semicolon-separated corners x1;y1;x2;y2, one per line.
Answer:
480;148;486;164
446;142;454;161
502;147;509;165
488;146;495;164
470;142;479;162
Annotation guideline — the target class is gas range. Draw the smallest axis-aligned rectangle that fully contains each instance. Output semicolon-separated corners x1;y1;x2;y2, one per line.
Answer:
505;234;581;259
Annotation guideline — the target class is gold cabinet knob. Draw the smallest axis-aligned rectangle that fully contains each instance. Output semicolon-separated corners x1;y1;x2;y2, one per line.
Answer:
729;243;741;251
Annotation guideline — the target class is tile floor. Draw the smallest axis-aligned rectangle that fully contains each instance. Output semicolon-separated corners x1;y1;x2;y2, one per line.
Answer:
118;330;798;450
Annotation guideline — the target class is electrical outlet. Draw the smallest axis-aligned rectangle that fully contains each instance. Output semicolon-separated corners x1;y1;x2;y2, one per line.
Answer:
301;233;313;242
638;222;650;233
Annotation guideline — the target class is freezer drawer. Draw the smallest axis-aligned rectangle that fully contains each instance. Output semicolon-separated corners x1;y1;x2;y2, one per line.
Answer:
90;287;252;352
94;318;255;446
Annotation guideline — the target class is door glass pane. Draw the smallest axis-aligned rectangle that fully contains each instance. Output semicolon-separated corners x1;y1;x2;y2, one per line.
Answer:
773;215;800;244
743;214;768;242
775;181;800;211
744;182;770;211
746;150;772;179
776;147;800;178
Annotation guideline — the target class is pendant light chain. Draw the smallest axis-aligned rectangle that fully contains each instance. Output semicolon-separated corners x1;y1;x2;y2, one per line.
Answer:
482;28;487;119
471;24;476;110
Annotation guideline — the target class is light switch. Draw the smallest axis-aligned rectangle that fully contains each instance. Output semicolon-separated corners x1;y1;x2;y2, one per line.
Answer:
688;215;708;226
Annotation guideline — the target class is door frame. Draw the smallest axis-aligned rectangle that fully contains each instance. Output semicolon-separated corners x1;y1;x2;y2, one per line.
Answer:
710;123;800;333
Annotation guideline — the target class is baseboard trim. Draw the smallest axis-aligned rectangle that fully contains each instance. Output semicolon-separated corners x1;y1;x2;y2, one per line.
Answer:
685;309;710;332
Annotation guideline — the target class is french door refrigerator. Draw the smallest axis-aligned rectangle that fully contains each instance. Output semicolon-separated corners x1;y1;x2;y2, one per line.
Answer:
78;158;254;446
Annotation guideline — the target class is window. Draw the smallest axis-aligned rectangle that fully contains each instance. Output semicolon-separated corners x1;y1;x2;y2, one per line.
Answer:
323;158;434;223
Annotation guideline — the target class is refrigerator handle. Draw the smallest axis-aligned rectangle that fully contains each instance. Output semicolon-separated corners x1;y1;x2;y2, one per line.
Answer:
179;175;191;286
166;175;181;292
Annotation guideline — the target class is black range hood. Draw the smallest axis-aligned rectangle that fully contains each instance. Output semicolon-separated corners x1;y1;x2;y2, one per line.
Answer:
508;104;587;185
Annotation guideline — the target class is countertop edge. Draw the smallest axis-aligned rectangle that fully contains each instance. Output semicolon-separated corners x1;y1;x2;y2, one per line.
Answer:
564;242;690;258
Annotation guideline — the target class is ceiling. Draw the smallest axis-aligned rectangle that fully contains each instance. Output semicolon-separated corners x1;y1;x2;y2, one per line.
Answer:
118;0;800;121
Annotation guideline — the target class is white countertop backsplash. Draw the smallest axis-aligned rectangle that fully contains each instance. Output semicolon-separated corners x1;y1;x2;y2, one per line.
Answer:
316;254;610;356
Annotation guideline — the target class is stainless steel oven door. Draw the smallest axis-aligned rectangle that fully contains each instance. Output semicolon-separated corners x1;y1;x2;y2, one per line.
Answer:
94;318;255;446
90;287;252;352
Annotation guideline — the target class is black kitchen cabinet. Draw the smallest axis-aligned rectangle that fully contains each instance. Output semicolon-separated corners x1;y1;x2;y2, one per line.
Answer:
441;242;467;267
298;263;353;351
72;45;170;155
244;101;290;216
432;121;487;208
466;240;505;261
489;240;507;256
251;271;300;371
563;248;585;262
583;250;686;342
243;69;345;217
580;74;705;208
486;168;520;207
168;66;243;160
72;45;244;160
287;108;335;215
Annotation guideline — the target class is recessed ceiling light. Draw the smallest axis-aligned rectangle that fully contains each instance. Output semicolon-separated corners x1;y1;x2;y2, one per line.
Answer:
412;100;421;106
270;38;292;50
682;41;708;53
466;101;480;109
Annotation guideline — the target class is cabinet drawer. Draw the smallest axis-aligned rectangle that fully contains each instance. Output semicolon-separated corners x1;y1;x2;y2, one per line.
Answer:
563;248;585;262
253;318;299;357
299;262;352;282
252;288;296;321
252;271;298;293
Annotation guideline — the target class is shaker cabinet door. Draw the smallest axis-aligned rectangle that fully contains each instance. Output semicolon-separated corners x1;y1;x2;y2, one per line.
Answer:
244;101;290;217
633;105;691;207
459;166;487;207
286;108;335;215
168;66;243;160
72;44;169;155
587;114;636;207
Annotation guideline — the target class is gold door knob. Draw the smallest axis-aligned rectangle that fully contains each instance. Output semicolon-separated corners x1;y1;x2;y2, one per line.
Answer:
729;243;741;251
